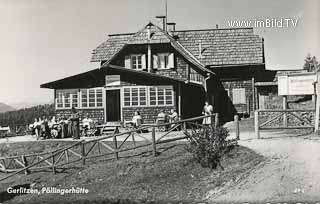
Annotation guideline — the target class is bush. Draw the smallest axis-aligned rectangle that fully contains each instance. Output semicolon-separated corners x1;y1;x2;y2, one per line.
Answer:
186;126;235;169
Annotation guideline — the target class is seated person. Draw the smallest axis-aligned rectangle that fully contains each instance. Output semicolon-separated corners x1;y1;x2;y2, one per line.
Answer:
156;110;167;124
125;111;142;128
82;115;93;136
169;109;178;123
82;115;93;129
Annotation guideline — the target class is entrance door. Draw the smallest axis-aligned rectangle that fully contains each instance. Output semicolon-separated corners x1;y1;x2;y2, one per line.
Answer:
106;89;121;121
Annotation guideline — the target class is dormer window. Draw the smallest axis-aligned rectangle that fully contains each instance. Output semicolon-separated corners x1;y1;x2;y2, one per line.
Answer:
153;53;174;69
131;55;143;70
124;54;146;70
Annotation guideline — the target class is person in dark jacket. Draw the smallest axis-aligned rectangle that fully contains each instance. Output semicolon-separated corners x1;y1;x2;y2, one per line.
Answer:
70;107;80;139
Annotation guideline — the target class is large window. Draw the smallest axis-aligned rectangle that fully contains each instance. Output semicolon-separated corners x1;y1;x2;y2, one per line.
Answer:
149;86;173;106
232;88;246;104
56;88;103;109
123;87;147;107
123;86;173;107
80;88;103;108
153;53;174;69
55;89;78;109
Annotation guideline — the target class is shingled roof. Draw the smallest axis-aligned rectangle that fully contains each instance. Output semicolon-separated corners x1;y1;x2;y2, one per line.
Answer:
91;24;264;68
174;28;264;66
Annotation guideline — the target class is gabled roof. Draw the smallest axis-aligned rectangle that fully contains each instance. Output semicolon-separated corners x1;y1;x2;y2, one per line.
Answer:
96;23;212;74
91;24;264;68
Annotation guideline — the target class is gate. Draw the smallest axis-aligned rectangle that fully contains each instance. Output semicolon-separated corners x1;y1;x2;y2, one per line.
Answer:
254;109;315;138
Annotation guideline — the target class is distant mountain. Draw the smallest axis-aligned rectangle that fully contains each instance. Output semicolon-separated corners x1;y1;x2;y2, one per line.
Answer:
0;103;15;113
10;101;54;109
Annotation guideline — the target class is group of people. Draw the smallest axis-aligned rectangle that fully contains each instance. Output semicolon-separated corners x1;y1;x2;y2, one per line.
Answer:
30;107;93;140
124;109;178;130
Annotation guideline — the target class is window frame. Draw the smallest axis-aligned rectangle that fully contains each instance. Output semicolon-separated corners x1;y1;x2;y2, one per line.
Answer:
122;86;174;108
122;86;149;107
232;88;246;104
55;89;79;110
153;53;174;69
56;88;103;110
131;54;143;70
148;86;174;107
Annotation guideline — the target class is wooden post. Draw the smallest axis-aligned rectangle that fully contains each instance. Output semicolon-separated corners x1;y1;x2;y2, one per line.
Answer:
131;132;136;147
113;135;119;160
315;72;320;132
315;92;320;132
178;84;182;118
214;113;219;128
51;152;56;174
21;155;29;175
252;77;255;116
254;111;260;139
234;115;240;140
283;96;287;127
81;142;86;165
151;127;157;157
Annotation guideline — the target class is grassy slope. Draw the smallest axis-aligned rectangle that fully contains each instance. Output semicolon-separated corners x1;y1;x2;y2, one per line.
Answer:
0;141;264;204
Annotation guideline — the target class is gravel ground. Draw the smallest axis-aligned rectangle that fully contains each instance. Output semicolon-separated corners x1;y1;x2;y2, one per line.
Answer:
211;133;320;202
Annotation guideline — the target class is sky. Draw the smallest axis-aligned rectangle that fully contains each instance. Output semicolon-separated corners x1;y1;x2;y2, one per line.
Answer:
0;0;319;105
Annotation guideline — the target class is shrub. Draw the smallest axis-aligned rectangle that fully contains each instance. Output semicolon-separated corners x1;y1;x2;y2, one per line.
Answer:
186;126;235;169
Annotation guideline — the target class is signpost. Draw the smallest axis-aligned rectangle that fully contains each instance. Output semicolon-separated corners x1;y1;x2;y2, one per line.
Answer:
278;72;317;129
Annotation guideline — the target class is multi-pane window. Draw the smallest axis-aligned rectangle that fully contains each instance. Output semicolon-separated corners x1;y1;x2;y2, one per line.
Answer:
56;88;103;109
55;89;78;109
123;87;148;107
123;86;173;107
149;86;173;106
232;88;246;104
131;55;143;70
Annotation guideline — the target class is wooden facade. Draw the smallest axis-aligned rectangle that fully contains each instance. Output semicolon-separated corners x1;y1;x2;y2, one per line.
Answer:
41;22;275;123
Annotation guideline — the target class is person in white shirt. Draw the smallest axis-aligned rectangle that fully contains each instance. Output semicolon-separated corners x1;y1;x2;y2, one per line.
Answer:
202;101;214;125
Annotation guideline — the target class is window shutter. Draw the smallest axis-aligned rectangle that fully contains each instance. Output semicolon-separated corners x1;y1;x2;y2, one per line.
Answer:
141;54;146;69
168;53;174;68
153;54;159;69
125;55;131;68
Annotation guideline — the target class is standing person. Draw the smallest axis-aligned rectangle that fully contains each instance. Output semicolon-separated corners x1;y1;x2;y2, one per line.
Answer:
202;101;213;125
70;107;80;139
33;118;41;140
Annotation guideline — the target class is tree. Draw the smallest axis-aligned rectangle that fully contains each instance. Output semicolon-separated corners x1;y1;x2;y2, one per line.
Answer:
303;53;319;72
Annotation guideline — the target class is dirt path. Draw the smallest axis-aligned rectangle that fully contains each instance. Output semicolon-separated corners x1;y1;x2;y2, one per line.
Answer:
211;134;320;202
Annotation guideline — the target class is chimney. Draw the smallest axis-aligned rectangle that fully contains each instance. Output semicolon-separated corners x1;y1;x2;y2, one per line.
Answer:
166;22;176;32
216;24;219;29
156;15;166;31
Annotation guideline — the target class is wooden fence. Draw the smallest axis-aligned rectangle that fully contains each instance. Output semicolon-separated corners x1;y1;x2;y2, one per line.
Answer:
254;109;315;139
0;114;219;182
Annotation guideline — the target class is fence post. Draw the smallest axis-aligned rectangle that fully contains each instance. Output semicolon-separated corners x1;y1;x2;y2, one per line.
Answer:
214;113;219;128
152;127;157;157
81;142;86;165
51;152;56;174
21;155;29;175
283;96;288;127
113;135;119;160
234;115;240;140
254;110;260;139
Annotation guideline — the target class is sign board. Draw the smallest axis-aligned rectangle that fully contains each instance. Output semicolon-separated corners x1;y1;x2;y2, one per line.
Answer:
105;75;120;87
278;73;316;95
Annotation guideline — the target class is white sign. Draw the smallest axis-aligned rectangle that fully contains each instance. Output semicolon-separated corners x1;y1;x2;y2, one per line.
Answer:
105;75;120;87
278;74;316;95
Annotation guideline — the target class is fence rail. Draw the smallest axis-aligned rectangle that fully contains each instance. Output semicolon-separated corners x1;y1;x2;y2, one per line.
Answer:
254;109;315;139
0;113;219;182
